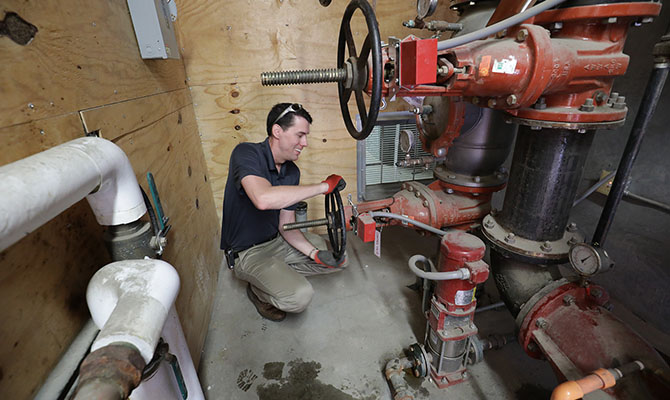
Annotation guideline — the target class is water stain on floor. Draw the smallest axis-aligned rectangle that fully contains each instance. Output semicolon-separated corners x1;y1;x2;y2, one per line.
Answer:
257;359;377;400
263;361;285;381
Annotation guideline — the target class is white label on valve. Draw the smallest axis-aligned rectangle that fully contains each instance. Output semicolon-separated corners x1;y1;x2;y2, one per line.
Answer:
454;288;475;306
492;56;517;74
374;229;381;258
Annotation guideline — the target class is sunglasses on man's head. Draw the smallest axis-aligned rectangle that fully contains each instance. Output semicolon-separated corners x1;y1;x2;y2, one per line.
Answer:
272;103;303;125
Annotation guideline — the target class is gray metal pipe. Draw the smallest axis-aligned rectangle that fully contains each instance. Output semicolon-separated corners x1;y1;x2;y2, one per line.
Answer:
34;320;100;400
408;254;470;281
367;211;450;236
593;26;670;246
385;357;415;400
436;0;569;51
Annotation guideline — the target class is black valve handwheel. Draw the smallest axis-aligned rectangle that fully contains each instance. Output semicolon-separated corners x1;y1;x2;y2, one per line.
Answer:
337;0;382;141
326;188;347;261
281;189;347;260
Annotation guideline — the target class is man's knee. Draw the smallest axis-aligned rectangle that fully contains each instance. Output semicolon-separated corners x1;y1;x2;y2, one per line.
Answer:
278;281;314;313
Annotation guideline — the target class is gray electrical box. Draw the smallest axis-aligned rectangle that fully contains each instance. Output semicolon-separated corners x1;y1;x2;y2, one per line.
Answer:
127;0;180;59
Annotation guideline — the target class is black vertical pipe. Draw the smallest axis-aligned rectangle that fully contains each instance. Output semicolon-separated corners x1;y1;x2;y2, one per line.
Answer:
499;127;595;241
592;36;670;246
489;251;563;317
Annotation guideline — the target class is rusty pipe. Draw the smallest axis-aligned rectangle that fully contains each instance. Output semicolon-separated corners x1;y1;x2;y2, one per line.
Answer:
385;357;415;400
73;344;146;400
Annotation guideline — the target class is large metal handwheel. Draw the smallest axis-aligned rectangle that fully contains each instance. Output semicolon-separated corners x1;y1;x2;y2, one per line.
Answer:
325;189;346;260
282;189;347;261
337;0;383;140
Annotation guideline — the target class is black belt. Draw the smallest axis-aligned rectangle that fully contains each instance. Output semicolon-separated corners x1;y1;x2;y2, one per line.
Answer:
224;249;239;269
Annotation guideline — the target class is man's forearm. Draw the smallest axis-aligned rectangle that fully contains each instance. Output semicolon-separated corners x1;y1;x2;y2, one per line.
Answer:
256;183;328;210
280;228;318;259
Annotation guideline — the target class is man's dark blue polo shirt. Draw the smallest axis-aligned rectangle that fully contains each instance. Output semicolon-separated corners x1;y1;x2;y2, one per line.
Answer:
220;138;300;252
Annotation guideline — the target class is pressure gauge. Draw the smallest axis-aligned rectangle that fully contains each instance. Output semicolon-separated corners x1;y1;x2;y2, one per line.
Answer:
568;243;614;277
417;0;438;19
399;129;415;153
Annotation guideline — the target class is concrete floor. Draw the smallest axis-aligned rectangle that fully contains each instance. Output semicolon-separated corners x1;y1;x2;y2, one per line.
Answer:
199;226;559;399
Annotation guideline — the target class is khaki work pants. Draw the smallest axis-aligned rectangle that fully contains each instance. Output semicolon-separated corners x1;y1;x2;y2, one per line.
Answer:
234;233;347;313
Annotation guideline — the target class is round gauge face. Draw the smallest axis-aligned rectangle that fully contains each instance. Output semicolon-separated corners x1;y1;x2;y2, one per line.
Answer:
417;0;438;19
399;129;414;153
568;243;601;276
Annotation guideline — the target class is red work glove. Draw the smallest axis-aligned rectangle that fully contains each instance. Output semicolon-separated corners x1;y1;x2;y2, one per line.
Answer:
314;250;346;268
322;174;346;194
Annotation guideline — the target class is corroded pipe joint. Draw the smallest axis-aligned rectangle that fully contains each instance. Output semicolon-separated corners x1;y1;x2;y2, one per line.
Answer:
74;344;146;400
384;357;415;400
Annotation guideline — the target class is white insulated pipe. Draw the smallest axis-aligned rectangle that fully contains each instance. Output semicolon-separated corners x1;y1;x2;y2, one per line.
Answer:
87;258;180;363
0;137;146;252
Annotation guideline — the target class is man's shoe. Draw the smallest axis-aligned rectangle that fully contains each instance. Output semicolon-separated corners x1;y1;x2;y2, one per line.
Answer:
246;284;286;322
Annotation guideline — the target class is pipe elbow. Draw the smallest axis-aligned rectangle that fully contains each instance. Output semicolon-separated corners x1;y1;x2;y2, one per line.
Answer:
550;381;584;400
79;137;146;225
408;254;469;280
87;259;180;363
0;137;146;252
384;358;406;379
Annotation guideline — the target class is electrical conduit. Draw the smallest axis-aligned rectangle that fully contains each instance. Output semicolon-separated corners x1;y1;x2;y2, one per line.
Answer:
367;211;450;236
408;254;470;280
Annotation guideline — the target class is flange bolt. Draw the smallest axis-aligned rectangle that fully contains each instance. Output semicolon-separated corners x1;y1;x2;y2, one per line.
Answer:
580;98;595;112
612;96;626;110
516;29;529;42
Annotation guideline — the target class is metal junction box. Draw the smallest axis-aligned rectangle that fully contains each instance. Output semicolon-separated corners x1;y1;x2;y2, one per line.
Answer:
127;0;180;59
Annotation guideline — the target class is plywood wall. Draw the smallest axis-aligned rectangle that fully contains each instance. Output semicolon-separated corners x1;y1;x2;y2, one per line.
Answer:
0;1;221;398
175;0;454;222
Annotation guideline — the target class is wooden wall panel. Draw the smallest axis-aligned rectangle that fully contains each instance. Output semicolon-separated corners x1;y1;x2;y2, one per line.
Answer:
0;0;187;127
80;88;193;140
0;91;221;398
190;83;357;222
0;113;84;164
0;116;112;399
0;199;109;399
176;0;450;85
1;1;220;396
81;90;221;365
176;0;456;222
